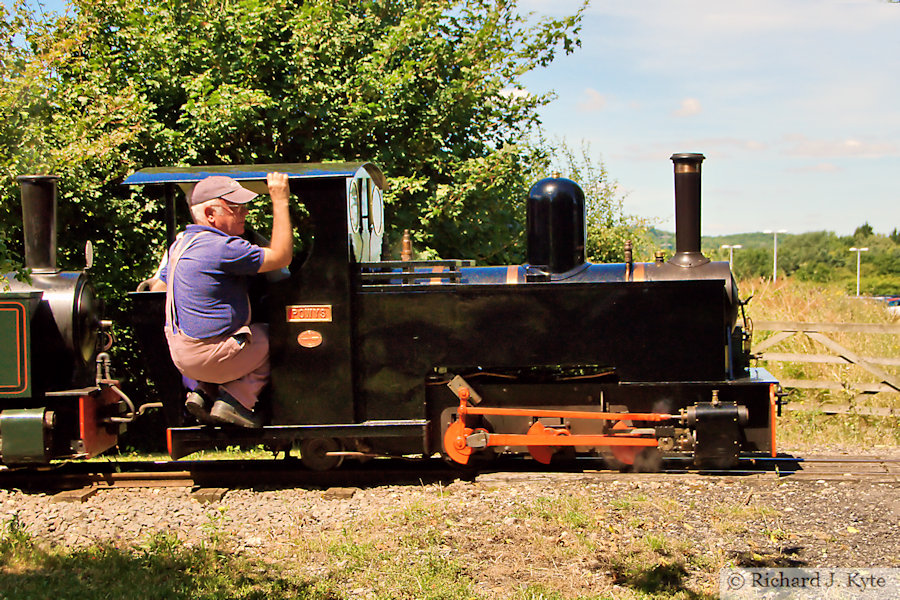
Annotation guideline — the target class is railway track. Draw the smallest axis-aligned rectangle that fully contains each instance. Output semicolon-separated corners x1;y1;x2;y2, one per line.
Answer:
1;455;897;495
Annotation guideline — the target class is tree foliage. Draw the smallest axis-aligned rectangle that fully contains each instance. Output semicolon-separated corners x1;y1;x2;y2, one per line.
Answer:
546;139;650;262
705;227;900;295
1;0;585;293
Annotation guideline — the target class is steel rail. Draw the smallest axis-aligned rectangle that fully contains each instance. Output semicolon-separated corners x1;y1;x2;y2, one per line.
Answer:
1;455;896;492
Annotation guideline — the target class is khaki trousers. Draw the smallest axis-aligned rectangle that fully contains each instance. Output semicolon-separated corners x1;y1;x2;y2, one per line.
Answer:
165;323;270;410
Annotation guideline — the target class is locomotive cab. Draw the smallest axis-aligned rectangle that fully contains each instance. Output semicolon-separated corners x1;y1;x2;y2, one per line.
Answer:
125;163;398;459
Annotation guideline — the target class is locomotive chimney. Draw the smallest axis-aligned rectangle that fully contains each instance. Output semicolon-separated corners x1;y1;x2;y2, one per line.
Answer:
668;153;709;268
17;174;60;273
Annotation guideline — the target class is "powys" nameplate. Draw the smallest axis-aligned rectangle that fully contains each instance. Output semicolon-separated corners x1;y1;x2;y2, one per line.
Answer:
285;305;332;323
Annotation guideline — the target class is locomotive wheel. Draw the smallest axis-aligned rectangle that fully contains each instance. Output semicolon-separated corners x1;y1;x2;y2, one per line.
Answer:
526;421;570;465
610;420;639;466
443;420;474;465
298;438;344;471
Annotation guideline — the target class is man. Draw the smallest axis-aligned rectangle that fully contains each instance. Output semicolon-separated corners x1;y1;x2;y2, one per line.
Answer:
151;172;293;427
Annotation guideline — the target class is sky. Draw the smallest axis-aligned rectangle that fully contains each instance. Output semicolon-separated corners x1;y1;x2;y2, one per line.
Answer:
519;0;900;235
8;0;900;236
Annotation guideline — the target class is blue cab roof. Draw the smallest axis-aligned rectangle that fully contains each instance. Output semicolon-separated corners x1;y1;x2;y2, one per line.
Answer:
122;162;386;192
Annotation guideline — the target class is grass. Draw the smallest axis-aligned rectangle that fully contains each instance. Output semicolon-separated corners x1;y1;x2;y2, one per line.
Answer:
744;277;899;401
741;277;898;451
269;487;739;598
609;494;649;512
516;495;595;530
778;411;900;451
84;444;276;463
600;533;715;599
0;477;850;600
296;521;477;600
0;516;330;600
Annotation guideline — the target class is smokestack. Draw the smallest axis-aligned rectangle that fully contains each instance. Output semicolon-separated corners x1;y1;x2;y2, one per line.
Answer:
668;153;709;268
17;175;60;273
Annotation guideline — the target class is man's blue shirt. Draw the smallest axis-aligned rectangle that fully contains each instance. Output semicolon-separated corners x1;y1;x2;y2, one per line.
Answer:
159;225;264;339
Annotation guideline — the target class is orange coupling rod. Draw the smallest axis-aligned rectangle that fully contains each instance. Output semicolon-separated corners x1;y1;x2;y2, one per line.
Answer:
485;432;658;448
464;406;676;422
446;386;673;465
455;388;677;424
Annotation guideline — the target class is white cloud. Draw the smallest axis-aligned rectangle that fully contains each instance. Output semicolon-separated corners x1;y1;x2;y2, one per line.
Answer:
587;0;897;38
521;1;899;236
673;98;702;117
612;138;768;164
781;134;899;159
787;163;842;174
577;88;607;112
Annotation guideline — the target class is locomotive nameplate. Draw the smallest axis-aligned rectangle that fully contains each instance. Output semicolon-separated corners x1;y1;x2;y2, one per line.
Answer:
286;304;332;323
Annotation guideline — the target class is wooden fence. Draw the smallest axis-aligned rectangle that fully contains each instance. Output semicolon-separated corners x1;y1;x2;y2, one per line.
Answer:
752;320;900;416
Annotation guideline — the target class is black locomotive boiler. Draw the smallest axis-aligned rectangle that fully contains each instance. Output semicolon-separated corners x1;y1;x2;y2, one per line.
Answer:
0;153;779;470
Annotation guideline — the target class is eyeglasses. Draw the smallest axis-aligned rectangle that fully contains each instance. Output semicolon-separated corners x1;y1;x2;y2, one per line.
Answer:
215;200;250;216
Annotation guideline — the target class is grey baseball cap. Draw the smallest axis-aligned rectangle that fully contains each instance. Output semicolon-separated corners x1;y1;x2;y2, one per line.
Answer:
190;176;258;206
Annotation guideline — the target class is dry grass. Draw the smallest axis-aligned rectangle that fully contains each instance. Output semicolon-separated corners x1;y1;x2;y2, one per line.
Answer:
740;277;898;451
281;485;731;599
742;278;899;398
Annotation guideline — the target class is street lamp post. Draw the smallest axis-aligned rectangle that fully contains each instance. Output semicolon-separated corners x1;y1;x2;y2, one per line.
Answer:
848;247;869;297
720;244;742;269
763;229;787;282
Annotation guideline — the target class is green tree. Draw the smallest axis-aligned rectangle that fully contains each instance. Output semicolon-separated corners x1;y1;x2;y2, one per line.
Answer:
546;139;650;262
0;0;585;415
853;222;874;242
778;231;846;282
0;232;23;289
733;247;771;280
1;0;585;287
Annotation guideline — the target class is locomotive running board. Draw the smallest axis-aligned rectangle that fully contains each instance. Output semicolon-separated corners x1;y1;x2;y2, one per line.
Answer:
167;420;428;460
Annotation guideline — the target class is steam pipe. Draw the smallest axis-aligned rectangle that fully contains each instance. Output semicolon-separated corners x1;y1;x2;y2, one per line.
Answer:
17;175;60;273
668;154;709;268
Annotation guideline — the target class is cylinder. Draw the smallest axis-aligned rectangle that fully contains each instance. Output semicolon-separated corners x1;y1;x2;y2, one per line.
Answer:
17;175;60;273
669;154;708;268
526;177;586;273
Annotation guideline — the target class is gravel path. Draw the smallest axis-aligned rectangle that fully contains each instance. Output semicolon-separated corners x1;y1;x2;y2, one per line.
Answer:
1;456;898;597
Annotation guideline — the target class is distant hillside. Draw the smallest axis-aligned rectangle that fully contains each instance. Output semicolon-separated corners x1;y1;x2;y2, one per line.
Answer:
644;227;898;296
702;232;792;251
646;228;792;252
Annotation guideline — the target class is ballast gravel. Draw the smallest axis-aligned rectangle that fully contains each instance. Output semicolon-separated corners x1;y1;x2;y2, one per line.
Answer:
1;459;898;596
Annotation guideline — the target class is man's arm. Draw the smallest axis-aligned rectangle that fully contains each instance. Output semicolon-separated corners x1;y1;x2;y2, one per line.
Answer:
258;172;293;273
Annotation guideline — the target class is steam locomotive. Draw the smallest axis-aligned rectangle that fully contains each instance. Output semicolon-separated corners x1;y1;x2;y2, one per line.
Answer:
0;154;779;470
